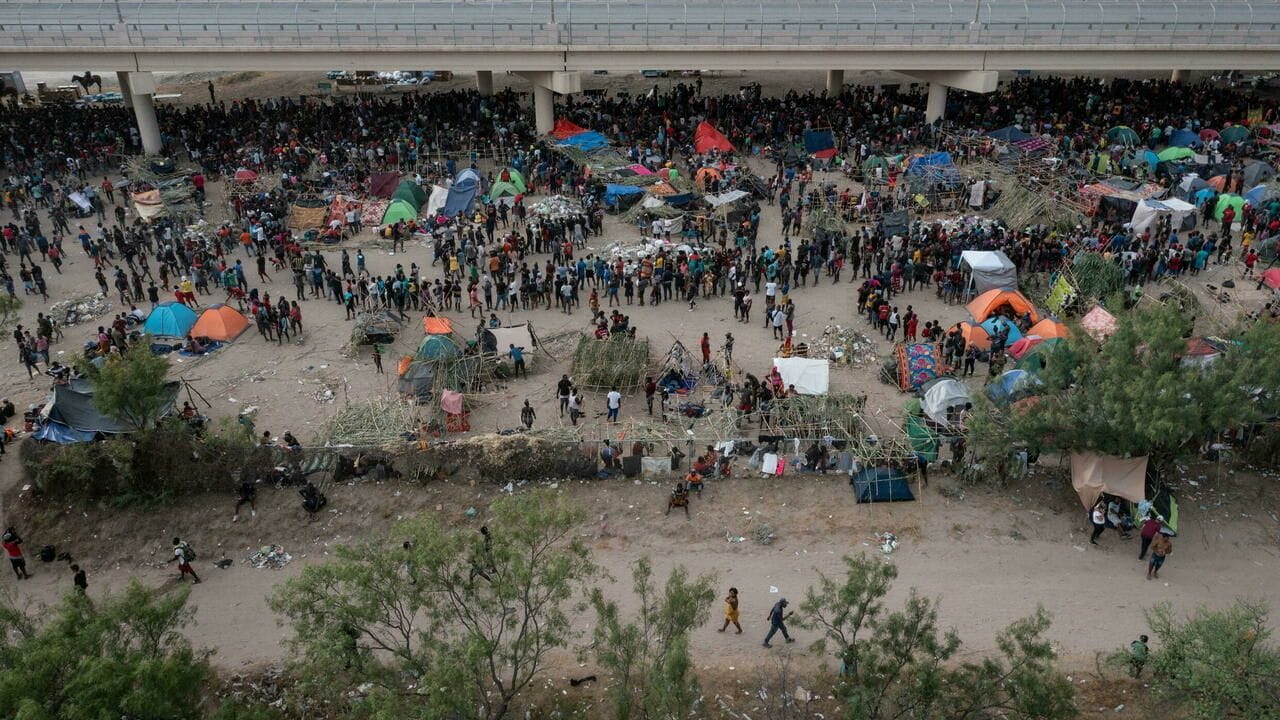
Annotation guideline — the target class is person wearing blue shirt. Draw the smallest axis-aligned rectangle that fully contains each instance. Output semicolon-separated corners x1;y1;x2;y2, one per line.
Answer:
508;344;527;378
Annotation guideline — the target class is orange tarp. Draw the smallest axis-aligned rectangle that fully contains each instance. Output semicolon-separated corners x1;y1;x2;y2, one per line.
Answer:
1027;319;1069;339
422;316;453;335
550;118;588;139
693;121;734;153
966;289;1038;324
190;304;249;341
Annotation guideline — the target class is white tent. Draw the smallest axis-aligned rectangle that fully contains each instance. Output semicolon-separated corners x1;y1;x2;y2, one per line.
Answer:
1130;198;1196;233
920;377;972;425
959;250;1017;293
704;190;749;208
968;180;988;208
425;184;450;216
771;357;829;395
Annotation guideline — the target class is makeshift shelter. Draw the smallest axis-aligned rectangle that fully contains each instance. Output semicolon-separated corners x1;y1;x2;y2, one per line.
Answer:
425;185;449;216
369;172;400;198
1130;198;1196;233
959;250;1018;293
852;467;915;503
1220;125;1251;144
802;129;835;153
656;340;698;393
416;334;461;362
603;183;645;209
1106;126;1141;146
906;414;939;460
986;126;1033;142
558;131;610;153
479;323;539;366
893;342;943;391
397;360;436;401
38;378;180;442
704;189;749;208
772;357;830;395
190;304;249;341
1260;268;1280;291
966;289;1038;323
422;316;454;335
1085;152;1112;175
693;121;734;153
986;369;1042;405
351;309;404;346
920;377;971;426
1070;453;1147;510
572;335;650;391
288;197;329;230
443;169;481;216
143;301;197;339
1080;305;1118;341
861;155;891;179
550;118;588;139
1008;335;1046;359
233;168;259;184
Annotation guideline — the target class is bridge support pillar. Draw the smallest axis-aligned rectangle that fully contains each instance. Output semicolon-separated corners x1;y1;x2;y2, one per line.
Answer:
515;71;581;135
116;71;133;109
533;84;554;135
926;82;948;123
476;70;493;96
826;70;844;95
1171;69;1190;83
122;71;162;156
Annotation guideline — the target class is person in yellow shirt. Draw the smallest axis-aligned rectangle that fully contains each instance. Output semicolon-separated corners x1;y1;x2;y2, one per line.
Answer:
179;277;199;307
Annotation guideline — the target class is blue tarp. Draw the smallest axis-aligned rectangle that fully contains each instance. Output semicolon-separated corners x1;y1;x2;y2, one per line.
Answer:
143;301;197;338
603;183;645;208
32;421;97;444
802;129;835;153
1169;129;1203;148
985;126;1032;142
986;369;1043;405
852;467;915;503
559;131;610;152
906;152;961;185
443;169;482;217
665;193;695;207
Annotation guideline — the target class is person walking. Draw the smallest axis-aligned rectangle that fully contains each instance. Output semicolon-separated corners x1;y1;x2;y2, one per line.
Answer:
1147;534;1172;580
606;386;622;423
71;564;88;593
520;399;536;429
1129;634;1149;678
168;537;201;584
763;598;794;647
718;587;743;634
1;528;30;579
233;474;257;522
1089;501;1107;545
508;344;527;379
372;344;384;374
1138;513;1162;560
644;376;657;415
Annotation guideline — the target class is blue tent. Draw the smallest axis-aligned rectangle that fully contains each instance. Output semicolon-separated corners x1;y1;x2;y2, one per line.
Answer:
559;131;609;152
802;129;835;153
416;334;461;362
852;467;915;503
443;169;481;216
980;315;1023;345
1193;187;1218;207
603;183;645;208
985;126;1032;142
1141;150;1160;171
1244;184;1273;206
143;301;198;338
986;369;1043;405
1169;129;1202;148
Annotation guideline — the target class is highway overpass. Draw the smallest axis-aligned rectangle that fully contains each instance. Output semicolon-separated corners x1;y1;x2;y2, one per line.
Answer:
4;1;1278;149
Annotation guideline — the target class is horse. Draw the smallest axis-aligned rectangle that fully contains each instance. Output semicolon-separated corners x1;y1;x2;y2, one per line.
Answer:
71;71;102;93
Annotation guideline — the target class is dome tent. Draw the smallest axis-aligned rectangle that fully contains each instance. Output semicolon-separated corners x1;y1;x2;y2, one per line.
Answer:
382;199;418;225
190;304;249;341
415;334;461;362
143;301;198;339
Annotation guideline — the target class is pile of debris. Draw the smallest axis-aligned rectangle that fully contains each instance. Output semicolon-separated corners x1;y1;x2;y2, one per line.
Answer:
50;293;110;326
326;398;419;447
809;325;879;367
427;433;598;483
248;544;293;569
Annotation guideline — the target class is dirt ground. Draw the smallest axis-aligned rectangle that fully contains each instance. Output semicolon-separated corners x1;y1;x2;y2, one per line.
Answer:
2;70;1279;718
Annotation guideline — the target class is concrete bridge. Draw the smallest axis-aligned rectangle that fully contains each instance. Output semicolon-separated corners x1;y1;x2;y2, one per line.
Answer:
4;0;1279;152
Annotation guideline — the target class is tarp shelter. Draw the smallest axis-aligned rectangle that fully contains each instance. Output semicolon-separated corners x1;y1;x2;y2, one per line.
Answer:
288;198;329;230
1260;268;1280;290
558;131;610;152
802;129;835;153
906;414;939;461
966;289;1038;323
234;168;259;184
550;118;588;139
1080;305;1118;341
381;199;418;225
369;172;400;198
920;377;971;425
422;316;454;335
481;323;538;364
1008;335;1046;359
190;304;249;341
604;183;645;209
397;360;436;400
68;192;92;214
416;334;461;362
985;126;1032;142
351;309;404;345
772;357;829;395
443;169;481;216
425;185;449;216
852;467;915;503
1214;194;1245;221
693;122;735;153
894;342;943;391
905;152;961;185
39;378;180;440
704;189;749;208
959;250;1017;293
1168;129;1202;148
1219;125;1251;144
986;369;1042;405
1130;198;1196;233
1070;452;1147;510
143;301;198;339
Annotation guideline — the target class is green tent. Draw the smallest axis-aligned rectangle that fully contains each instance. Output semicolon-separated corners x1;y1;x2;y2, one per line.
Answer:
1214;193;1245;221
415;333;461;362
1107;126;1141;146
495;168;526;193
393;179;427;209
1220;125;1251;144
906;414;938;461
862;155;891;175
382;199;418;225
1156;146;1196;162
490;180;522;199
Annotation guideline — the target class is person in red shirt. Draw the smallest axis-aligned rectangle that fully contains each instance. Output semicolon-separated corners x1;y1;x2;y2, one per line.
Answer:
2;528;30;579
1138;514;1164;561
700;332;711;364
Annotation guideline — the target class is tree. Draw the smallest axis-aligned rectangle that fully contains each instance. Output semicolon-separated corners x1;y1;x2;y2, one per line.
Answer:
1006;303;1280;473
587;556;716;720
82;343;174;430
0;581;210;720
796;555;1075;720
270;490;597;720
1142;600;1279;719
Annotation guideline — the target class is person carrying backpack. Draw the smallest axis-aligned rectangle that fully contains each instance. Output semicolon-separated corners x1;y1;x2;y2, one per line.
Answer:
168;537;201;584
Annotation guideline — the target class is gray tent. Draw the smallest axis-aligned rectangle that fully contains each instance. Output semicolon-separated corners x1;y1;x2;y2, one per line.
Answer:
41;378;180;435
1243;161;1277;189
397;361;436;401
960;250;1018;293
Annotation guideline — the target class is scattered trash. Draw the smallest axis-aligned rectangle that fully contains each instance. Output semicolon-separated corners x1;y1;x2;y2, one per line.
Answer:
753;523;777;546
50;293;111;326
726;533;746;543
248;544;292;569
879;532;898;554
769;585;779;593
464;507;478;518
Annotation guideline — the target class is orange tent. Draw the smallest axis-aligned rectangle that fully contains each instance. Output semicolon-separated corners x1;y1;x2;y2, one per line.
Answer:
190;304;249;341
695;167;723;188
957;322;992;351
966;289;1038;324
1206;175;1227;191
422;316;453;335
1027;318;1068;339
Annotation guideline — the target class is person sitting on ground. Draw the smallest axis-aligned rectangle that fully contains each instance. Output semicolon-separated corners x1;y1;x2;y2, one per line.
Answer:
685;469;704;497
281;431;302;452
666;481;690;517
300;480;327;514
183;334;207;354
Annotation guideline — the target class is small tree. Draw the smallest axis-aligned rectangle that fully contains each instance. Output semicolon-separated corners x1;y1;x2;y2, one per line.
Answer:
0;581;210;720
587;557;716;720
84;342;174;429
1143;601;1279;719
271;490;597;720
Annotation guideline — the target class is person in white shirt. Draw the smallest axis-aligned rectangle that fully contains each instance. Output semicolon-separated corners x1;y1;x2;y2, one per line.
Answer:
606;386;622;423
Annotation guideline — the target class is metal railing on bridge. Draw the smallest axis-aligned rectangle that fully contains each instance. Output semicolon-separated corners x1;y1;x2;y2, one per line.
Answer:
1;1;1277;50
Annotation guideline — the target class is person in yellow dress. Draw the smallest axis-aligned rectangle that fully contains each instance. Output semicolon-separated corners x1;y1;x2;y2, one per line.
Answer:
718;587;742;634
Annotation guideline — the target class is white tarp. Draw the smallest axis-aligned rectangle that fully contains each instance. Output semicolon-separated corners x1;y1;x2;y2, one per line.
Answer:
68;191;92;213
487;324;538;367
968;180;987;208
1070;452;1147;510
704;189;748;208
959;250;1018;293
920;377;972;425
425;184;449;216
772;357;829;395
1130;198;1196;233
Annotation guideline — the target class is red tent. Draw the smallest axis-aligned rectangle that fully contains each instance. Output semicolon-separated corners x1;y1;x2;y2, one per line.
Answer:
693;122;734;153
1262;268;1280;291
369;172;400;198
551;118;588;140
